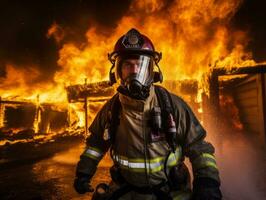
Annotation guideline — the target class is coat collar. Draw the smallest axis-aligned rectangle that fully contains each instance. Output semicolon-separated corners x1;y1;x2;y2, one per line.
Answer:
119;85;155;112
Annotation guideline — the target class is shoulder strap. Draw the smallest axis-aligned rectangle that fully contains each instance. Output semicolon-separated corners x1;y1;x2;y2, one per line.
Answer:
107;93;121;145
154;85;177;152
108;87;178;152
154;85;174;114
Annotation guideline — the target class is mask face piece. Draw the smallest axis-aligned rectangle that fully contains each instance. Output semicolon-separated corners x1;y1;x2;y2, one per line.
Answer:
116;54;154;99
116;55;154;99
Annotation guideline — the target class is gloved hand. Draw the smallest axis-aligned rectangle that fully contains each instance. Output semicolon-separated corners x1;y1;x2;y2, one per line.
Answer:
192;177;222;200
74;173;94;194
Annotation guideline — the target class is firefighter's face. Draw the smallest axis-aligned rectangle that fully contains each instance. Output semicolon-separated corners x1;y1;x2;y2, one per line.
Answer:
121;59;141;80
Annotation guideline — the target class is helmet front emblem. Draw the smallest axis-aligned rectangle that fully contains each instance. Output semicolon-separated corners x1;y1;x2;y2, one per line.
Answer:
122;28;143;49
128;34;139;45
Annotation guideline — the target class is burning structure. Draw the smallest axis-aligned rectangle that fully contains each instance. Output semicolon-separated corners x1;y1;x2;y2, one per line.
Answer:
1;64;265;144
0;1;265;199
0;0;266;146
0;98;70;144
203;65;266;143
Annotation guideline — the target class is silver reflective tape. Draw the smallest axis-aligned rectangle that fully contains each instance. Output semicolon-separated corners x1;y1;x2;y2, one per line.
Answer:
114;156;164;169
128;162;145;168
85;148;102;158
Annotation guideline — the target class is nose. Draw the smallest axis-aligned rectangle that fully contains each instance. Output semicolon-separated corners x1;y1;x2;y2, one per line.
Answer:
130;64;140;73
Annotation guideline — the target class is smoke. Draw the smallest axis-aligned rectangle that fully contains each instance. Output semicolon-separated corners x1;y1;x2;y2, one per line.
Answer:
209;126;266;200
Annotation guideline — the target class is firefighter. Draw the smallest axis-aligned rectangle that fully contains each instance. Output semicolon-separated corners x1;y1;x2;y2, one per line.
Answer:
74;28;222;200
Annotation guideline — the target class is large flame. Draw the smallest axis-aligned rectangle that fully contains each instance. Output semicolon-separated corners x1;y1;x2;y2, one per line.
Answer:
0;0;264;131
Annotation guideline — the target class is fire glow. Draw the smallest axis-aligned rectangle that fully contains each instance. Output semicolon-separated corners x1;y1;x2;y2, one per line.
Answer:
0;0;263;131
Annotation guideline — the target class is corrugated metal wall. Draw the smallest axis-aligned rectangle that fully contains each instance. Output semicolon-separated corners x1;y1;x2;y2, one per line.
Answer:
233;74;266;141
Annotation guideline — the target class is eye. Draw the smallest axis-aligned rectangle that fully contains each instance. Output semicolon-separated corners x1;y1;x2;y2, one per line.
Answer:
123;62;131;68
123;61;135;67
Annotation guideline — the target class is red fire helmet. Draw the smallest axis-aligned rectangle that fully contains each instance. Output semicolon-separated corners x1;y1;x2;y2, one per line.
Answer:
108;28;163;85
108;28;161;64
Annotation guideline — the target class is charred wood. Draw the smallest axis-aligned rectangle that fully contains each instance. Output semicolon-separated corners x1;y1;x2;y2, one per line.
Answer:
66;81;115;103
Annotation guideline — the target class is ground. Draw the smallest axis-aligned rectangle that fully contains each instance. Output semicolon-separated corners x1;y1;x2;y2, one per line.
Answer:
0;132;265;200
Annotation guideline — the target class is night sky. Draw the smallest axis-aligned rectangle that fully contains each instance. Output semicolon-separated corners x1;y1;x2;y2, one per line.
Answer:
0;0;265;81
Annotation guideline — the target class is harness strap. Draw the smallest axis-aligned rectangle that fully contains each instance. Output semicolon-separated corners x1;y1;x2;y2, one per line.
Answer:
108;86;177;150
154;85;177;152
154;85;174;114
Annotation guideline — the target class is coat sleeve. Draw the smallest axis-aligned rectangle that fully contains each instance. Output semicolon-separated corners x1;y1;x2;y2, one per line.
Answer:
171;95;220;183
76;99;112;177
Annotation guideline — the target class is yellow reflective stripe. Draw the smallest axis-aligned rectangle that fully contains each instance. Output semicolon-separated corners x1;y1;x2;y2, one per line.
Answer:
205;161;218;169
172;194;191;200
83;153;100;160
167;153;178;166
119;163;164;173
168;159;177;167
127;156;164;163
148;157;164;163
171;190;192;200
173;196;185;200
82;146;103;160
114;146;181;163
202;153;216;161
166;147;181;167
113;149;182;173
201;153;217;165
113;155;164;165
85;149;102;157
192;153;217;170
173;196;182;200
149;165;164;173
88;146;103;154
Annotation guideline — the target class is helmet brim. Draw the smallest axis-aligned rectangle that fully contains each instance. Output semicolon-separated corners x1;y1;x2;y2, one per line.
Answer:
108;49;161;64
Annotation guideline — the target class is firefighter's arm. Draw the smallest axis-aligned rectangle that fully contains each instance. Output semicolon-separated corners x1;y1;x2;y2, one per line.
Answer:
74;101;111;194
172;96;222;199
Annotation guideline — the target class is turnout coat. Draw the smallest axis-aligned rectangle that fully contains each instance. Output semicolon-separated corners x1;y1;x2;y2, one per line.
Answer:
76;86;220;200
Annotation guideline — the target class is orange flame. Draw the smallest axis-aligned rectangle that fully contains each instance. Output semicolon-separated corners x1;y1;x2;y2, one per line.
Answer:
219;94;244;131
55;0;259;86
0;0;265;131
47;22;65;43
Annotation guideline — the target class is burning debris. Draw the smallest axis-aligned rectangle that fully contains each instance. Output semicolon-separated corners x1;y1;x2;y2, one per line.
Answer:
0;99;68;133
38;104;69;133
0;99;71;147
1;0;265;141
4;103;36;131
66;80;115;103
0;80;115;145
